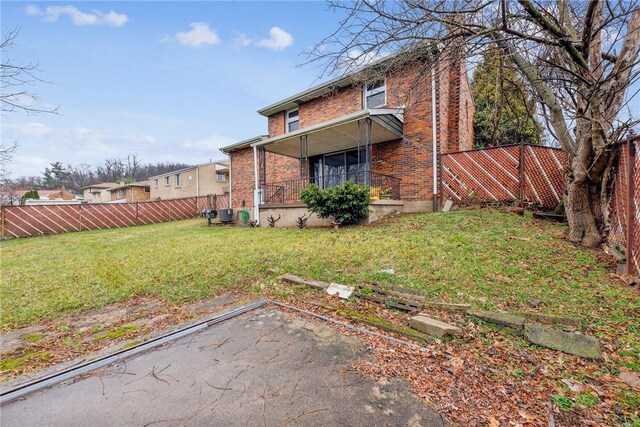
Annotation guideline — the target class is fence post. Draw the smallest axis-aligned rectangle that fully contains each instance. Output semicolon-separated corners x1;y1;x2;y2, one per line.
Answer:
1;206;5;241
135;202;139;225
626;139;635;275
519;142;525;209
79;204;82;232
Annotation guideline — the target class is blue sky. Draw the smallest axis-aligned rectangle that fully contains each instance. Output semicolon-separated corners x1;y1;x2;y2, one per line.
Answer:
1;1;343;177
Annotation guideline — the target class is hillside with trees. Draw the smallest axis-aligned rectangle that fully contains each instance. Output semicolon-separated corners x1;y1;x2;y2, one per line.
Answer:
471;45;543;147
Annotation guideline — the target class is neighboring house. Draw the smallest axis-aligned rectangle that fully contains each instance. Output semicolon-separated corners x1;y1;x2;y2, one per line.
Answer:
107;181;151;203
0;189;56;206
149;161;229;200
221;52;474;225
45;186;75;201
80;182;118;203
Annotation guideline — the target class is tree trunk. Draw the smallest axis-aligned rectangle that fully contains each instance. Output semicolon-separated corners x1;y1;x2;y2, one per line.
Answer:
564;168;604;248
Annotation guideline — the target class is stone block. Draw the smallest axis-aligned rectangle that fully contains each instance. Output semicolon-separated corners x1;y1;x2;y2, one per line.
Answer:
326;283;354;299
521;312;580;329
467;309;525;332
409;315;462;338
422;302;471;312
524;323;602;360
278;274;329;290
385;298;421;312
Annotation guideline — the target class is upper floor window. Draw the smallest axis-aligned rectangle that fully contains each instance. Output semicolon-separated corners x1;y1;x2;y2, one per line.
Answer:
175;173;181;187
154;179;158;188
287;109;299;132
165;176;170;186
216;173;226;182
364;79;386;108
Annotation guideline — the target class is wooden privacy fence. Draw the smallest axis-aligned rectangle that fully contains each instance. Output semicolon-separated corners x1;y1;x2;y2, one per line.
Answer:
1;194;229;239
608;136;640;275
441;144;567;210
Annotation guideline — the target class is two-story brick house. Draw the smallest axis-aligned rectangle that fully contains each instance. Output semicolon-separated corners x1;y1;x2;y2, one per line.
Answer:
148;161;229;201
221;54;473;226
107;181;151;203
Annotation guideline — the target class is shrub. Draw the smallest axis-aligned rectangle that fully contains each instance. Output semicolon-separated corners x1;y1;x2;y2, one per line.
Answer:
300;181;370;225
21;187;40;204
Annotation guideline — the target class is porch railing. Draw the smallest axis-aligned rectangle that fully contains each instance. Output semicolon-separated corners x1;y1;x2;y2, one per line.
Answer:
260;171;401;204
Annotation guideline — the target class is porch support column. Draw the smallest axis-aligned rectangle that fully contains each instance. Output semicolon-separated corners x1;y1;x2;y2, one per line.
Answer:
299;134;308;179
365;118;372;184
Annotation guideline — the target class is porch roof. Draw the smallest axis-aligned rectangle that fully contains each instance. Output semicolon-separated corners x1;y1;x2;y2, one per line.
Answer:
251;108;404;158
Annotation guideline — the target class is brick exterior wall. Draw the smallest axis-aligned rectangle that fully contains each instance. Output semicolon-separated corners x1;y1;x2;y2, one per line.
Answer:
47;186;74;201
298;86;363;131
110;187;150;203
230;147;255;208
229;58;474;207
268;112;286;137
264;151;299;184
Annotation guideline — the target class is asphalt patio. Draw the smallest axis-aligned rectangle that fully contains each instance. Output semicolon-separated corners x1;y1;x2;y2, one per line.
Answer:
0;304;443;426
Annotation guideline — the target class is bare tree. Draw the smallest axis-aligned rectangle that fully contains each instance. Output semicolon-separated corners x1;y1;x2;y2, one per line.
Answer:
310;0;640;247
1;28;58;179
1;28;58;116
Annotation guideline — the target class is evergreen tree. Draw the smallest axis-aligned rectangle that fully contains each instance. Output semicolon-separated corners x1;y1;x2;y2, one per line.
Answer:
21;187;40;204
471;45;542;147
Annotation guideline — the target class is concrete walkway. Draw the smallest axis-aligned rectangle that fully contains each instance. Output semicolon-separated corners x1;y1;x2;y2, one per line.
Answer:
1;308;443;426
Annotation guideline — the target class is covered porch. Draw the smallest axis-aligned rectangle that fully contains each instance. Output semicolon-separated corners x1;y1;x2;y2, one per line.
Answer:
251;108;404;205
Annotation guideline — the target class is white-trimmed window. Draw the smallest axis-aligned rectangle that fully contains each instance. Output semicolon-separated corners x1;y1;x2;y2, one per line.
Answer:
164;176;170;186
216;173;226;182
117;189;124;198
287;109;299;132
154;179;158;188
175;173;181;187
364;79;386;108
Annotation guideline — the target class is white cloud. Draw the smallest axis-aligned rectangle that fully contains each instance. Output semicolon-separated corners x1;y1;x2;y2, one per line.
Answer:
125;134;156;145
13;154;49;169
255;27;293;51
343;49;382;71
174;23;220;47
233;33;253;47
4;122;55;138
3;123;156;154
182;135;236;151
24;5;128;27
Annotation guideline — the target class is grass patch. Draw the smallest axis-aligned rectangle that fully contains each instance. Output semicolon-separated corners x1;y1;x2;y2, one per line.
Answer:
1;211;637;353
552;394;574;410
20;333;46;343
122;340;141;350
575;393;599;408
0;351;52;373
92;325;138;342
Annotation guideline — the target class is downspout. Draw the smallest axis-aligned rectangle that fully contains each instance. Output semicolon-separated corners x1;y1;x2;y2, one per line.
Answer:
253;146;260;225
196;166;199;198
228;155;232;212
431;67;439;212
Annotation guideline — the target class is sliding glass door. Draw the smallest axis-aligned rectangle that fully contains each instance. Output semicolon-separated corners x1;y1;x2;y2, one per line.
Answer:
310;148;369;189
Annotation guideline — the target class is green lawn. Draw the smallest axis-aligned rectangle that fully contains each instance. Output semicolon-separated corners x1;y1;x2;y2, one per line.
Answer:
1;210;637;350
